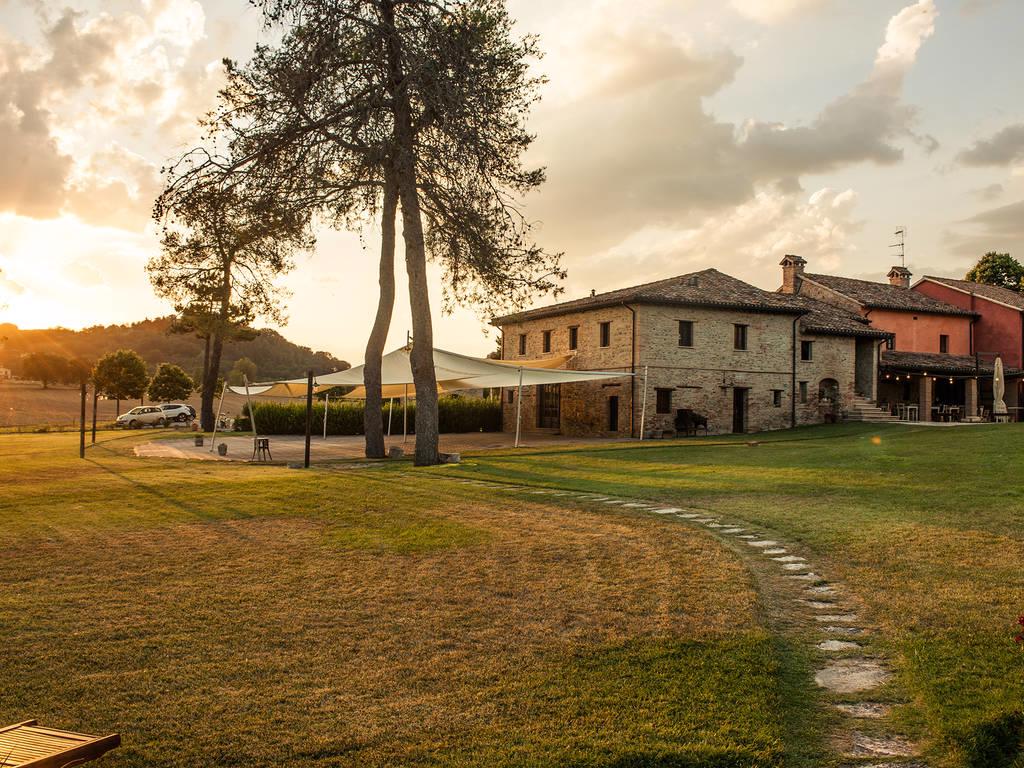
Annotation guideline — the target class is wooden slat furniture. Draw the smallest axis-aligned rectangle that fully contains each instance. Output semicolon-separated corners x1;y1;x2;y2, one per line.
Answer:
0;721;120;767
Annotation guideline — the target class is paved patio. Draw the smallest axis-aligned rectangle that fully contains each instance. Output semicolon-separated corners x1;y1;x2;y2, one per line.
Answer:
134;431;636;463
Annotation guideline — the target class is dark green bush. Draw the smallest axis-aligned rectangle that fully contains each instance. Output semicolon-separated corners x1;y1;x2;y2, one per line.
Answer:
234;396;501;435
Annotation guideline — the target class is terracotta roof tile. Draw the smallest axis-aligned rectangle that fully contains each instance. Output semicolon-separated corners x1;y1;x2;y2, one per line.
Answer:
492;269;805;324
919;275;1024;311
803;273;976;316
880;350;1020;374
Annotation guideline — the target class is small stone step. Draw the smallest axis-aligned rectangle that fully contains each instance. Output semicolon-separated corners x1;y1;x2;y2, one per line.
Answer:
843;732;916;758
834;702;892;718
815;659;891;693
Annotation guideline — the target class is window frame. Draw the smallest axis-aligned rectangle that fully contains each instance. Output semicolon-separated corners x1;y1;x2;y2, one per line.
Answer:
518;333;527;356
599;321;611;348
678;320;694;348
885;336;895;351
799;381;808;403
939;334;949;354
733;323;749;351
542;330;552;353
568;326;579;351
800;340;813;361
772;389;783;408
655;387;672;415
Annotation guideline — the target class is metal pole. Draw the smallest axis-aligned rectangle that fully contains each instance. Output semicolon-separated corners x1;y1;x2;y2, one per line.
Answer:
209;382;228;452
403;384;408;444
243;374;257;437
514;366;524;448
639;365;649;440
79;380;86;459
91;387;98;444
304;369;313;468
323;391;329;440
387;397;394;437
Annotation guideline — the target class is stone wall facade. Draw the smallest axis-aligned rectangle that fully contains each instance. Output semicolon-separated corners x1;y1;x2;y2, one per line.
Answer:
499;302;863;436
499;306;635;437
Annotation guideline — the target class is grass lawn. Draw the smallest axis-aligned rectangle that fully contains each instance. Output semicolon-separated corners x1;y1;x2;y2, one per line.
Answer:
460;423;1024;767
3;425;1021;767
0;432;809;767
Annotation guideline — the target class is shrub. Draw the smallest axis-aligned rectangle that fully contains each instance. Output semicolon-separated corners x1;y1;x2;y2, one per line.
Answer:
234;396;501;435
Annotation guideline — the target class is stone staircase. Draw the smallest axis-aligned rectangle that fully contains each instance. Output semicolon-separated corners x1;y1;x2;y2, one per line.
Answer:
846;395;900;423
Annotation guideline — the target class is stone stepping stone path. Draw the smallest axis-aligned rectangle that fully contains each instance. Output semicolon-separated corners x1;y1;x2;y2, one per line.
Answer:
430;473;925;765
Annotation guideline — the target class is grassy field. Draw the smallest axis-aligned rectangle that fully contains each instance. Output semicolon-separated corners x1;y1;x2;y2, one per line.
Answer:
459;423;1024;767
0;431;812;767
0;380;272;429
1;425;1021;767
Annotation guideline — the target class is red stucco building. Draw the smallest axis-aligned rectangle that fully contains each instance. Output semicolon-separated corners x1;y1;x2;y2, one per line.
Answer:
913;276;1024;368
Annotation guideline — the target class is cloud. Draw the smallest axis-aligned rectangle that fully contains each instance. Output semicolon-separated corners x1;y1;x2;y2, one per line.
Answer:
730;0;827;24
736;0;938;179
944;199;1024;257
972;183;1004;201
65;144;162;231
0;2;209;227
957;123;1024;167
581;187;862;292
526;0;938;267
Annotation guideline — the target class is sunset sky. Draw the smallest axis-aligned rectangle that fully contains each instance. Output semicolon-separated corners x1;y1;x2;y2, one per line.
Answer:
1;0;1022;364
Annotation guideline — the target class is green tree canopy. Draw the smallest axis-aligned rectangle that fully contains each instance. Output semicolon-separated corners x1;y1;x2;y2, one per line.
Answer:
227;357;258;387
19;352;68;388
148;363;196;402
965;252;1023;291
93;349;149;404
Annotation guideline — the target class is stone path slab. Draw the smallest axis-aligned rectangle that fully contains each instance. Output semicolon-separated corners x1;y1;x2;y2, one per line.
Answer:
815;660;891;693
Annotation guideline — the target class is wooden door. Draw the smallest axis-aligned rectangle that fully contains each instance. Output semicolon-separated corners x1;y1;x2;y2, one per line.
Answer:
537;384;561;429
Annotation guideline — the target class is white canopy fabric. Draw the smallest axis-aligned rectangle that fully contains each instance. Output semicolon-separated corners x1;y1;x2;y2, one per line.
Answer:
230;346;628;395
229;345;631;447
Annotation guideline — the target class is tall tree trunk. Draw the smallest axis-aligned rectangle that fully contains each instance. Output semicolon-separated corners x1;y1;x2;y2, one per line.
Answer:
202;263;232;432
382;0;439;466
363;170;399;458
202;331;224;431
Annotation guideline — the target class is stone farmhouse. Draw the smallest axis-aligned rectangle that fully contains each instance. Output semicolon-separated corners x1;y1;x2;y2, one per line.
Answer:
493;268;889;437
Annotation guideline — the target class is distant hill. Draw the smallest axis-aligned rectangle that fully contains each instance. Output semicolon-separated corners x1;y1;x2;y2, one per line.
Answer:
0;318;349;382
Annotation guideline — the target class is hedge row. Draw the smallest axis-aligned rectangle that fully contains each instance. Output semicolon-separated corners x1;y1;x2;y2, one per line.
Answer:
235;396;502;435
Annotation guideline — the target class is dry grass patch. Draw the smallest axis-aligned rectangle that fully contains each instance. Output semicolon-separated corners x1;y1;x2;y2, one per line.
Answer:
0;432;795;767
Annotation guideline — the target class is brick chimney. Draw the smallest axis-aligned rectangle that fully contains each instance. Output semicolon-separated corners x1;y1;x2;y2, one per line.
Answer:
887;266;911;289
780;254;806;294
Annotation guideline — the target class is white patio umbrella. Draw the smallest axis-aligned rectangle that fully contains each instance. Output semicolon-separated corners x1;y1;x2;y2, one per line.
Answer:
993;356;1008;418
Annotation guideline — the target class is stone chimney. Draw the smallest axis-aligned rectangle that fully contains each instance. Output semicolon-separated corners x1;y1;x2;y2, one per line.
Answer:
887;266;911;289
780;254;806;294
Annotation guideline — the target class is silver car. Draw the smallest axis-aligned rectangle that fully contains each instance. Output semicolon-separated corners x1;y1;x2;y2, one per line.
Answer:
116;406;169;429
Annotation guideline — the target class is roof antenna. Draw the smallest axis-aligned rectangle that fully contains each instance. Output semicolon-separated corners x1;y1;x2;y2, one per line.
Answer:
889;227;906;267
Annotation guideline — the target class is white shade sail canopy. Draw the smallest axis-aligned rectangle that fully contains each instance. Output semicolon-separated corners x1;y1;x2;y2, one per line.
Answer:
229;346;629;396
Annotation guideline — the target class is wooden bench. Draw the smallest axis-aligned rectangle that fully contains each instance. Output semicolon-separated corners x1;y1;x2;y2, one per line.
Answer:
0;720;120;767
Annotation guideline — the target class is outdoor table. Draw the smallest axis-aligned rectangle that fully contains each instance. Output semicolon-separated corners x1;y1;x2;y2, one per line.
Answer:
905;405;919;421
251;437;273;462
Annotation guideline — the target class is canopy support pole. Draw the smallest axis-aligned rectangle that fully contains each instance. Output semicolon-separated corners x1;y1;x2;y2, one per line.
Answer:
514;367;524;449
209;381;228;452
639;365;649;441
323;391;329;440
403;384;408;444
387;397;394;437
243;375;257;438
304;369;313;468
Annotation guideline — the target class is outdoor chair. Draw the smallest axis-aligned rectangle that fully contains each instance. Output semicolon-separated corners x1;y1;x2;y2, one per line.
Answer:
0;720;119;767
674;409;709;436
